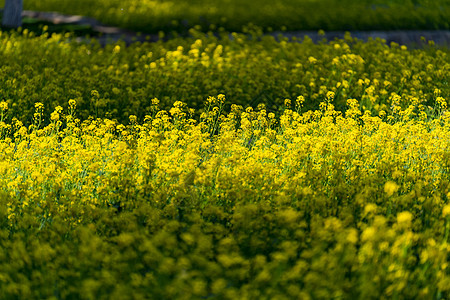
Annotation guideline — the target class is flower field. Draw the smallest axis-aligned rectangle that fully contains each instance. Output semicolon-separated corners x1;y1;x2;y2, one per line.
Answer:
0;28;448;126
1;2;450;299
1;91;450;298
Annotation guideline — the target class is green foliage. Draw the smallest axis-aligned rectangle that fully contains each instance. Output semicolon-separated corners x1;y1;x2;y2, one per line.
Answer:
0;15;98;37
0;0;448;33
1;189;450;298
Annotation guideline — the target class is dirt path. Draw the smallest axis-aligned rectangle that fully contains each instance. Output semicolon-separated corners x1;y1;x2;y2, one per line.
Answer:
15;10;450;47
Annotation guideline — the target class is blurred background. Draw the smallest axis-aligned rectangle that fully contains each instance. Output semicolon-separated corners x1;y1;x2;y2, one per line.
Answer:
1;0;449;34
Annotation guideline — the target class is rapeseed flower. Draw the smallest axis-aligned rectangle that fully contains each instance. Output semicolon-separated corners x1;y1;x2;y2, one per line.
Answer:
397;211;413;228
384;181;399;197
443;205;450;218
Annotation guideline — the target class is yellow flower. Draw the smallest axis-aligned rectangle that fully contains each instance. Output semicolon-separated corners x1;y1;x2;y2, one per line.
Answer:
364;203;377;215
397;211;413;227
326;91;335;102
308;56;317;64
217;94;226;104
436;97;447;109
35;102;44;110
361;227;376;242
68;99;76;108
384;181;399;196
443;204;450;217
295;96;305;109
129;115;137;123
151;98;160;106
0;101;7;111
50;111;59;121
347;228;358;244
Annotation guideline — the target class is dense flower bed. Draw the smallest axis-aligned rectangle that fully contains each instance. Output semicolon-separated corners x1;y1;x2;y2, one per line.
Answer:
1;95;450;298
1;0;448;32
0;5;449;296
0;28;448;126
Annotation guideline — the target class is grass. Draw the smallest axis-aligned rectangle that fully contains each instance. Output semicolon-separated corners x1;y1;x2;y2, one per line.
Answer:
0;13;98;37
0;0;448;34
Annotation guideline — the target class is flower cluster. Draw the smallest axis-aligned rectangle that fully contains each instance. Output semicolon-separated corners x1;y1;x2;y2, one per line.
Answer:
0;97;450;298
0;28;448;126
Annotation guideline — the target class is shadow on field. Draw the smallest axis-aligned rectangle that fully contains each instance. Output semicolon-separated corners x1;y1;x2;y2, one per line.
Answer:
0;9;449;48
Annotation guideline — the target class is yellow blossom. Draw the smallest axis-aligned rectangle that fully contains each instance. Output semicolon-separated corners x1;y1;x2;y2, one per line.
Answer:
397;211;413;227
443;204;450;217
384;181;399;196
